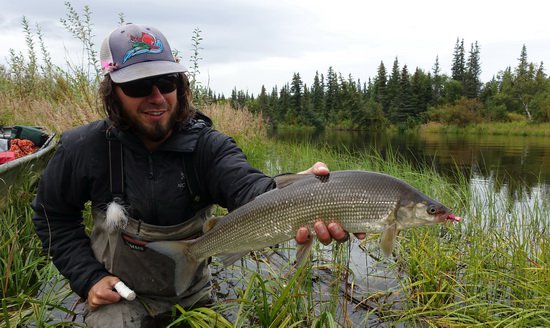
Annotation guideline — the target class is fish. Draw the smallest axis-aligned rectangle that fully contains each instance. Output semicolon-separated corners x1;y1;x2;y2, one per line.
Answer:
147;170;461;295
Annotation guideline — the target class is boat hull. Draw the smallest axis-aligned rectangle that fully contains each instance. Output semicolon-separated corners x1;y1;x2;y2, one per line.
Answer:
0;128;57;206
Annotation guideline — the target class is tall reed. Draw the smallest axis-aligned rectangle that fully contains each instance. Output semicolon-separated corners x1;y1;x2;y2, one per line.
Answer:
226;138;549;327
1;5;547;325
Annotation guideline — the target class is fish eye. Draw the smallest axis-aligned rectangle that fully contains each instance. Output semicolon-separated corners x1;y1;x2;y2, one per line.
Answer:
427;205;437;215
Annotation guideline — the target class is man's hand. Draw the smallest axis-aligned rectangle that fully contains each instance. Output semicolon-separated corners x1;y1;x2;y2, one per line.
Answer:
295;162;366;245
87;275;122;310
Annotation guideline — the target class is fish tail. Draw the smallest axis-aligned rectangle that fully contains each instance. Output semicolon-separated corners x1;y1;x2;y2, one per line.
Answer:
147;240;200;295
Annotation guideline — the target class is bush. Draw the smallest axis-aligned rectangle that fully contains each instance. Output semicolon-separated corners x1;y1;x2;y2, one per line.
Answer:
428;97;483;127
506;112;528;122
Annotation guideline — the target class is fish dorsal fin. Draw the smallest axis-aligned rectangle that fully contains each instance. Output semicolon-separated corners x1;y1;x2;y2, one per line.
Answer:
274;173;311;189
203;216;222;233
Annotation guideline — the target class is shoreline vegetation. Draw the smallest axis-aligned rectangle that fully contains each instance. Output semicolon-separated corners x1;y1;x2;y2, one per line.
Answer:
2;104;549;327
419;121;550;137
1;4;548;326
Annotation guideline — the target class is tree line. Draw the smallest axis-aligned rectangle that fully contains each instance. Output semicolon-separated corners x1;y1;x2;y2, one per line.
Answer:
3;13;549;131
215;39;549;129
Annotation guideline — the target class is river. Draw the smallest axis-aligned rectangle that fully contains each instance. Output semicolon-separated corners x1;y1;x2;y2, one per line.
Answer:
268;128;550;197
267;128;550;326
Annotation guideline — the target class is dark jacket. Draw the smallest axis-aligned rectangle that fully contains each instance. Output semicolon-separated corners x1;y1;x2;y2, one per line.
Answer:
32;113;275;298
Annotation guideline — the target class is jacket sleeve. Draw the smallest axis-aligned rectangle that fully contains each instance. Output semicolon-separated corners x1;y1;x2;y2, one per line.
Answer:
32;137;110;298
196;129;276;211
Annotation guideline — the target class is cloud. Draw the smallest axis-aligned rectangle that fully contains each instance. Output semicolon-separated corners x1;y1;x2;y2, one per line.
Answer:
0;0;548;95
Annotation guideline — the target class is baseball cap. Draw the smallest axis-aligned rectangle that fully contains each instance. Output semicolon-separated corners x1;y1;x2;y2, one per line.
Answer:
100;23;187;83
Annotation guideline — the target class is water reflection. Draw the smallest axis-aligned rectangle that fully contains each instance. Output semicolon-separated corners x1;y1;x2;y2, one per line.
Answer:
268;129;550;195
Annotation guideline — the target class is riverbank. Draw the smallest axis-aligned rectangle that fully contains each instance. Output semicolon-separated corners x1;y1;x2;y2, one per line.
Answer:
2;104;549;326
420;121;550;136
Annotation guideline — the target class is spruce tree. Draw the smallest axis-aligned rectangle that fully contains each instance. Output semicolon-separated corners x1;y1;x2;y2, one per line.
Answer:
230;88;238;109
432;56;444;106
513;45;535;120
391;65;414;124
451;38;466;83
290;72;303;117
258;85;269;116
464;41;482;98
325;67;339;122
411;68;432;120
386;58;401;116
269;86;279;126
311;71;325;125
373;61;388;112
278;84;291;123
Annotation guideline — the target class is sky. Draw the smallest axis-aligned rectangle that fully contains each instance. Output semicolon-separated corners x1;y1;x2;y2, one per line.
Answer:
0;0;548;96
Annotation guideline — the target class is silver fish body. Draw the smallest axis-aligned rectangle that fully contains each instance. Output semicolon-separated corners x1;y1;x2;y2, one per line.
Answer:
148;170;459;295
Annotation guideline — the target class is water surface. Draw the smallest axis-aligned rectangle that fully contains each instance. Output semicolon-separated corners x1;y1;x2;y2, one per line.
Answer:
268;129;550;194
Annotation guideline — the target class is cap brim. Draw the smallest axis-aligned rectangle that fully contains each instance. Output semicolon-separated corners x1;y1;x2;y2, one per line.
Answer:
110;61;188;83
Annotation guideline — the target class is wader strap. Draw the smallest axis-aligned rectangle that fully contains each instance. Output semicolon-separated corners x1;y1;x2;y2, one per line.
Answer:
107;131;124;202
105;129;201;208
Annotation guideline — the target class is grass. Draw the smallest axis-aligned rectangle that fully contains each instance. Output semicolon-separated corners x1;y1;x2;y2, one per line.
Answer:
1;104;548;327
4;107;550;327
1;10;548;325
231;134;549;327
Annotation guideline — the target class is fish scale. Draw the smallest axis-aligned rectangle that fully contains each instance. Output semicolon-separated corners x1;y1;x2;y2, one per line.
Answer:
187;171;440;262
147;170;460;295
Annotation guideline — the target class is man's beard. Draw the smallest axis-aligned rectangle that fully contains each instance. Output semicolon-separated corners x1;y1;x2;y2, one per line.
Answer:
133;118;175;142
124;108;178;142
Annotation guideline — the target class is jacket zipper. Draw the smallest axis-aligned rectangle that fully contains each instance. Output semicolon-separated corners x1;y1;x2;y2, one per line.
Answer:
147;154;156;219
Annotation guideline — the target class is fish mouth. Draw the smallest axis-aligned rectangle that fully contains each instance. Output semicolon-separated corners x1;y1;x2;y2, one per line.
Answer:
446;213;462;222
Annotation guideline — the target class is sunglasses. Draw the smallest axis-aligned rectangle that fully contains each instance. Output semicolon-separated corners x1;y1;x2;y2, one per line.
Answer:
116;74;179;98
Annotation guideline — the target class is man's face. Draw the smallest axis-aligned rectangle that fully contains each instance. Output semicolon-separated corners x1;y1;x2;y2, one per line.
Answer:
114;74;179;145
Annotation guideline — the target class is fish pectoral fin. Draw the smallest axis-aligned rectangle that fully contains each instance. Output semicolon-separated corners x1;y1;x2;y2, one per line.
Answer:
379;224;399;257
147;240;199;295
273;173;310;189
219;251;250;267
203;216;222;233
295;237;313;266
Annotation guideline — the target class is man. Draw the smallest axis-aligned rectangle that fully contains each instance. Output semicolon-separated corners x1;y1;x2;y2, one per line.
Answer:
32;23;359;327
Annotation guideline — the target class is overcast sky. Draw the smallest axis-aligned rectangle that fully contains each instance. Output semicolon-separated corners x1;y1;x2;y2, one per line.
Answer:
1;0;548;96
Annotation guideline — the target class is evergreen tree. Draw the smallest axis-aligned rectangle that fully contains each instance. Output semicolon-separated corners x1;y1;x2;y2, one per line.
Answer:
391;65;414;124
339;74;362;127
311;71;325;125
400;65;415;116
411;68;432;121
257;85;269;116
451;38;466;83
290;72;303;117
496;66;516;108
431;56;444;106
302;84;323;128
269;86;279;126
386;58;401;115
513;44;536;120
464;41;482;98
236;90;247;109
325;67;339;122
373;61;388;111
364;97;388;129
535;61;547;87
278;83;291;123
230;87;238;109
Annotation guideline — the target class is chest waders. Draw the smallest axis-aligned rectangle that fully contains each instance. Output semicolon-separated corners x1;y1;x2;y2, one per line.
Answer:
89;131;213;304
